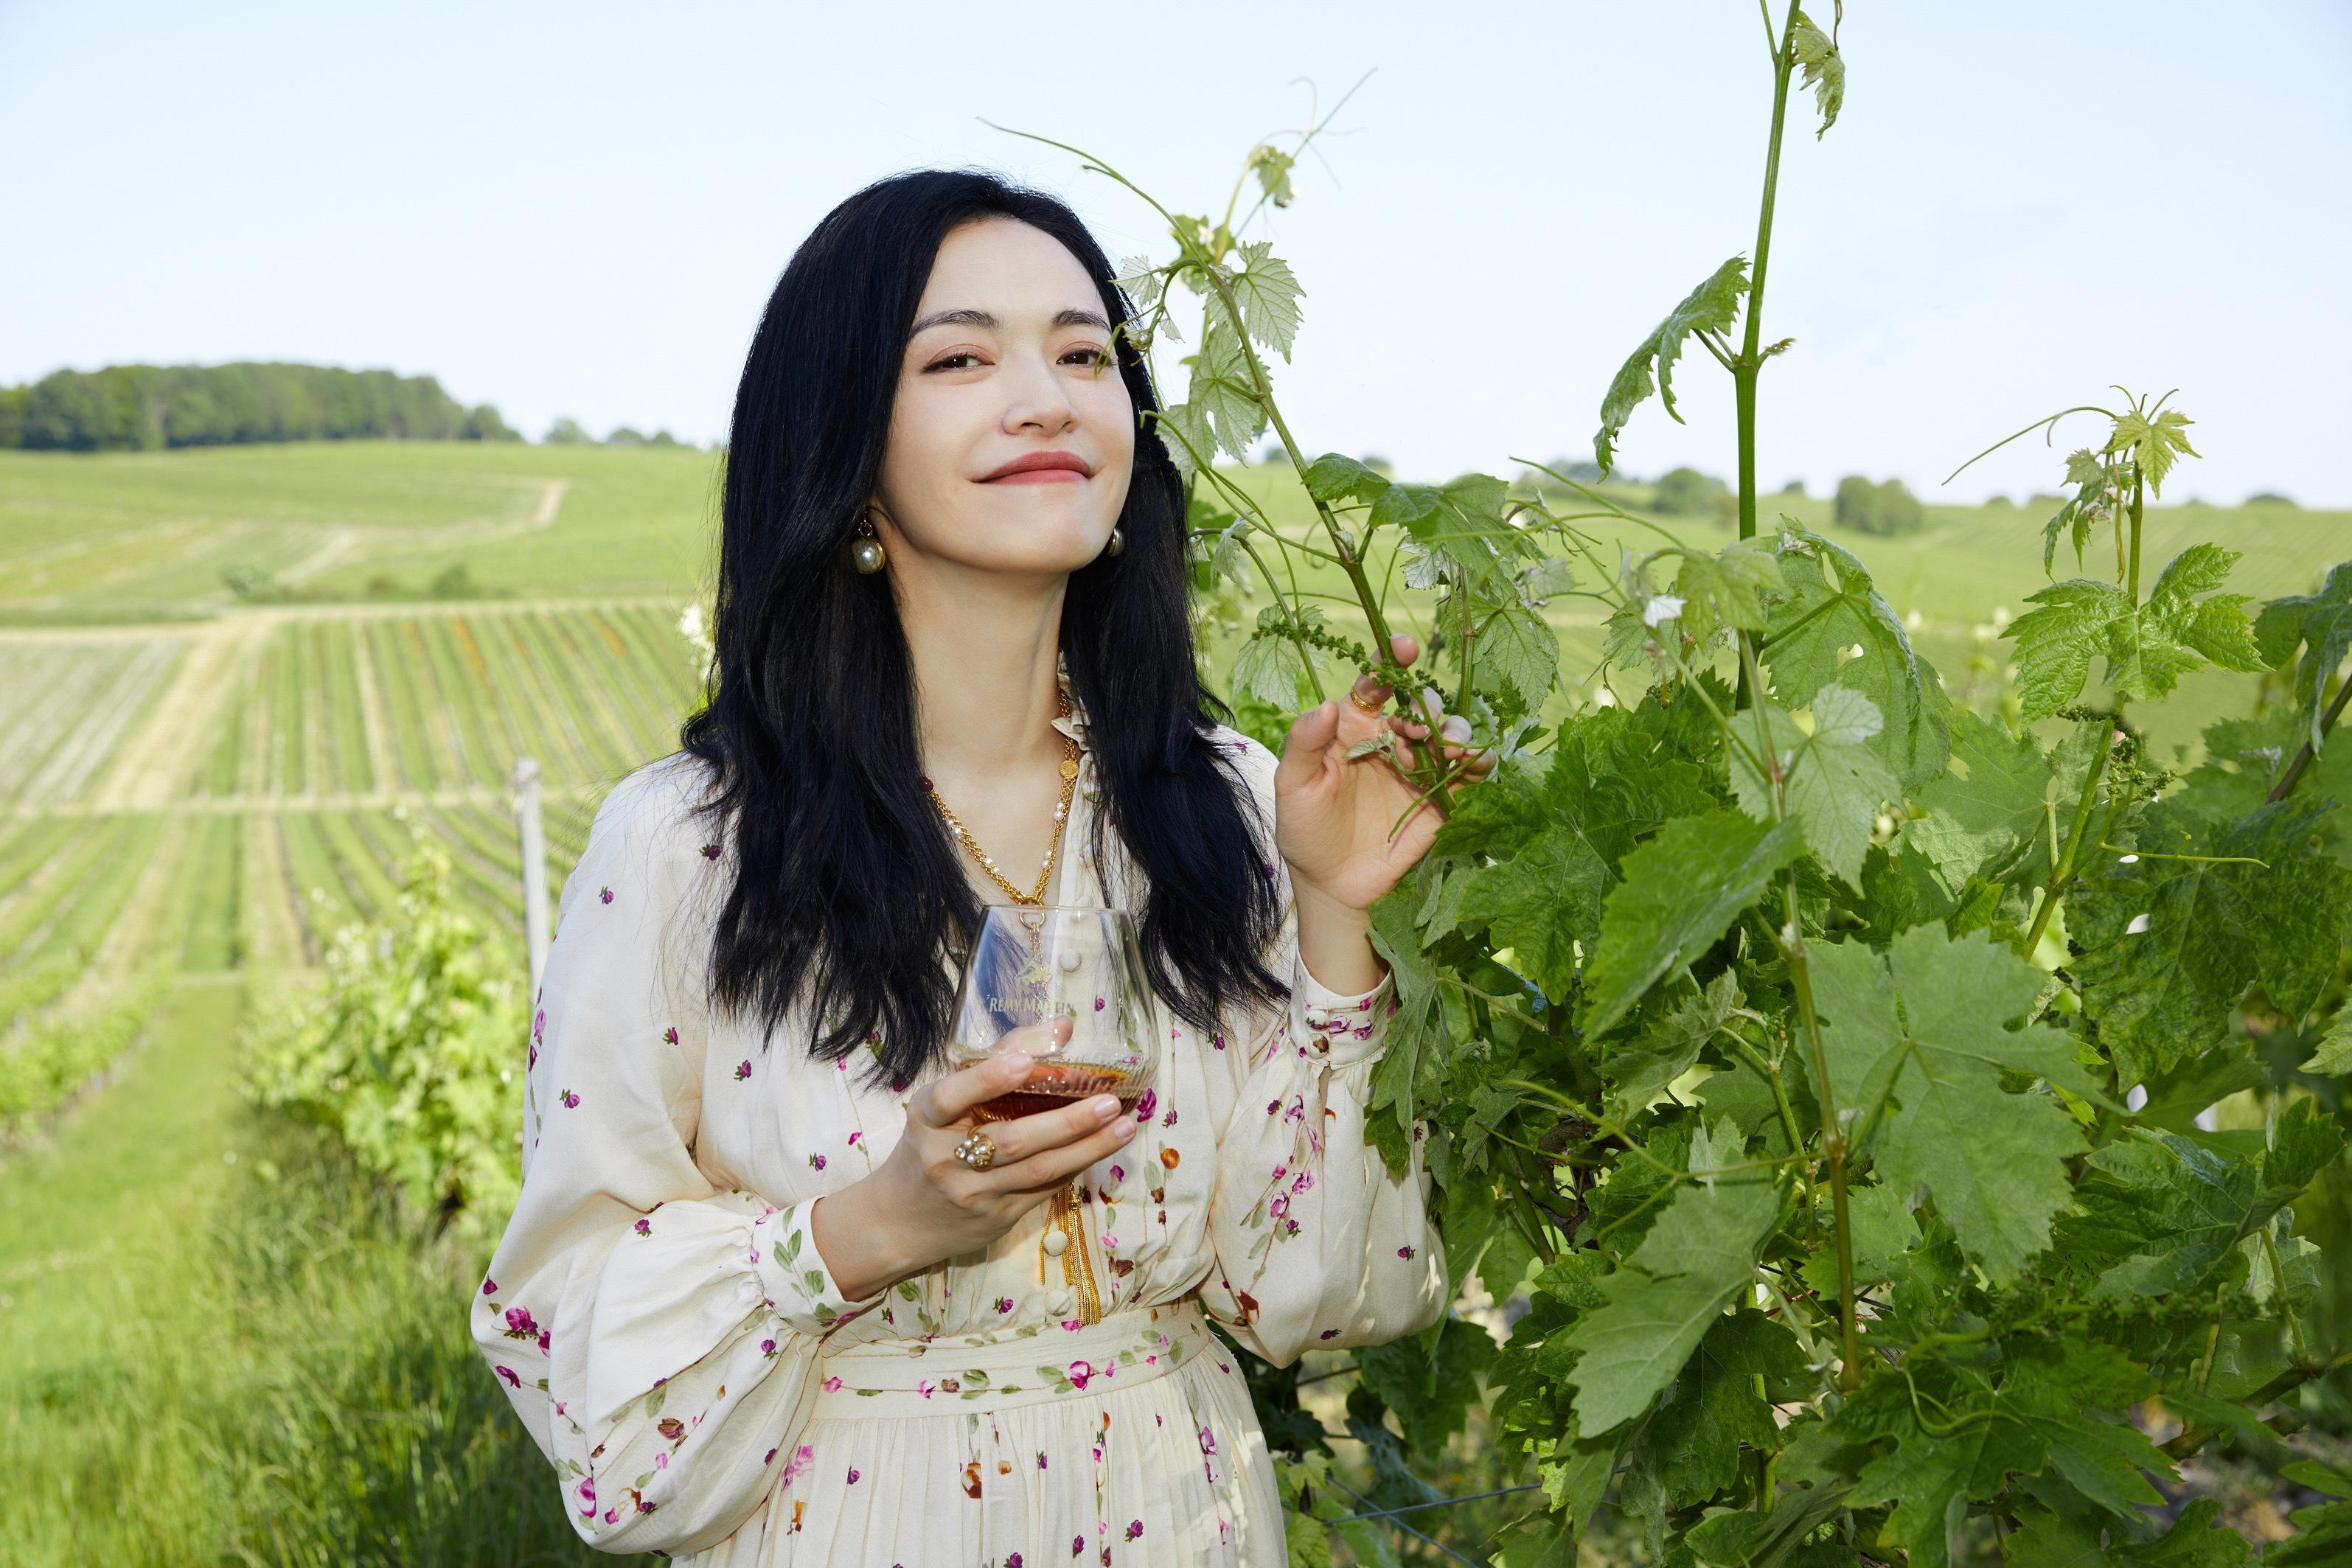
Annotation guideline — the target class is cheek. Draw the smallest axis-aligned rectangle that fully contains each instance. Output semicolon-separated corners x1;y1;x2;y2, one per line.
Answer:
880;385;981;509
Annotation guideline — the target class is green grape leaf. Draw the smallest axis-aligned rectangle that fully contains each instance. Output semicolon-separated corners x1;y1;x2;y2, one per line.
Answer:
1582;810;1806;1037
1848;1398;2038;1568
2255;561;2352;756
1593;256;1749;478
1228;240;1304;360
2003;546;2265;720
1354;1314;1500;1457
1809;927;2093;1280
2306;1006;2352;1077
2064;1130;2265;1298
2073;796;2352;1085
2041;451;2114;577
1601;969;1744;1125
1789;7;1845;138
2106;407;2199;497
1623;1308;1808;1508
1457;829;1603;1003
1675;536;1787;638
1728;689;1900;891
1247;143;1296;209
1113;255;1164;310
1231;621;1317;708
1472;602;1559;713
1563;1116;1782;1433
1907;710;2056;888
2267;1499;2352;1567
1763;526;1952;788
1186;316;1267;461
1154;401;1214;481
1304;452;1392;507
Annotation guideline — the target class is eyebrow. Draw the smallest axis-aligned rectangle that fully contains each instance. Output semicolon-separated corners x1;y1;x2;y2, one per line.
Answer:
908;306;1113;335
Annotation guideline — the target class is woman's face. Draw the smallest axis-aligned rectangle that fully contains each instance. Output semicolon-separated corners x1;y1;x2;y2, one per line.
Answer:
869;216;1135;579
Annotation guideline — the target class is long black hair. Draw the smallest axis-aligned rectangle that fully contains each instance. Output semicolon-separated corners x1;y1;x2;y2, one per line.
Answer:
679;169;1287;1090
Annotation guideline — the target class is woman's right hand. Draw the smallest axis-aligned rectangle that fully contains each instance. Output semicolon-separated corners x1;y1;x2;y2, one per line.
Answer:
807;1017;1140;1302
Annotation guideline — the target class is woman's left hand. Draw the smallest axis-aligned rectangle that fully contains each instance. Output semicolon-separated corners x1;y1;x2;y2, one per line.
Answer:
1272;634;1496;917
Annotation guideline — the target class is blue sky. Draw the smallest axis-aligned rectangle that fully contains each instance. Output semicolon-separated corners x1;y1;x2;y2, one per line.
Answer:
4;1;2347;505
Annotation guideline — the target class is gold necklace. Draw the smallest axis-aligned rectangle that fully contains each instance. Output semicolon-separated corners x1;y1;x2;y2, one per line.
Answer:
924;693;1082;906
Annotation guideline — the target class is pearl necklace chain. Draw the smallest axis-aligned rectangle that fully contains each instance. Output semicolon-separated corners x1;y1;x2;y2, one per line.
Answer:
923;691;1082;906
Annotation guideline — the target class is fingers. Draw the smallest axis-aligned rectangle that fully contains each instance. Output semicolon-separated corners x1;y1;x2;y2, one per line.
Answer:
1276;699;1340;791
1388;633;1420;668
914;1049;1037;1129
996;1015;1073;1058
989;1109;1138;1192
963;1086;1129;1167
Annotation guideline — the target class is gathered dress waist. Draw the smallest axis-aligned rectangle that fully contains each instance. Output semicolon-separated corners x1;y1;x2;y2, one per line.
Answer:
811;1295;1218;1418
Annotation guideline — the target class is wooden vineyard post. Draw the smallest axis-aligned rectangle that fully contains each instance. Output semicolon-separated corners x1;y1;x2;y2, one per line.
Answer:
512;756;549;1006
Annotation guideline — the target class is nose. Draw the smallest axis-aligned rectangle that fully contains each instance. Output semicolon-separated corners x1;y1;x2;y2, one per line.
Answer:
1000;349;1078;439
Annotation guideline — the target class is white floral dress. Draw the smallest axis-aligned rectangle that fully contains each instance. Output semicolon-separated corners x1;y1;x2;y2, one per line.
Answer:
471;682;1446;1565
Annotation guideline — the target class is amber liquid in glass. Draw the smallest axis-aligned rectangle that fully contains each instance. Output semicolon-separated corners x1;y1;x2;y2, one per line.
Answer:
970;1062;1147;1123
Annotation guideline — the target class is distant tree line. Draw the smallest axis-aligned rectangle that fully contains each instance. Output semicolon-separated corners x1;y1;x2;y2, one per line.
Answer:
0;362;518;452
1834;474;1926;534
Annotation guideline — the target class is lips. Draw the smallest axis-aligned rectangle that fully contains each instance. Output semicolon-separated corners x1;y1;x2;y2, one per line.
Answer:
980;451;1092;484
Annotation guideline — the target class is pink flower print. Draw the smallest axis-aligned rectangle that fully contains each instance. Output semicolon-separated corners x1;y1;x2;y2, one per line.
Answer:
1037;1451;1049;1468
664;1025;679;1046
1199;1425;1217;1454
502;1306;537;1339
537;1328;550;1352
1272;1163;1287;1182
1353;1025;1374;1040
1131;1087;1156;1121
765;1446;778;1465
809;1153;827;1171
779;1443;815;1482
995;1295;1015;1314
822;1376;842;1393
1285;1219;1301;1236
655;1450;669;1470
1102;1233;1120;1250
532;1008;545;1043
1211;1032;1226;1051
759;1337;777;1357
734;1059;752;1081
916;1379;936;1399
1062;1318;1084;1331
847;1130;863;1146
560;1088;580;1109
603;1506;619;1525
1108;1163;1124;1183
1162;1106;1176;1126
1093;995;1106;1011
1127;1519;1144;1540
633;1217;651;1236
1359;997;1373;1011
846;1466;860;1483
1320;1328;1339;1340
1292;1171;1313;1194
1009;1555;1023;1568
495;1365;520;1387
1266;1099;1280;1116
1072;1536;1085;1557
1398;1244;1416;1260
701;840;722;860
890;1078;908;1093
1269;1194;1289;1220
599;887;613;904
1066;1359;1094;1389
576;1475;596;1508
481;1278;498;1295
527;1040;537;1070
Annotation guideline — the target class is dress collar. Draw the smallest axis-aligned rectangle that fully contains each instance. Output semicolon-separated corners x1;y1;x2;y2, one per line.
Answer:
1051;655;1091;752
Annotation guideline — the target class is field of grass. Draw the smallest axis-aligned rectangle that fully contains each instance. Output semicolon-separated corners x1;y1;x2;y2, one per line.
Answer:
0;439;2342;1564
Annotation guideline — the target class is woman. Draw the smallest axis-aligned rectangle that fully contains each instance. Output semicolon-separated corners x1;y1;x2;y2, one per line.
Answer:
471;169;1486;1565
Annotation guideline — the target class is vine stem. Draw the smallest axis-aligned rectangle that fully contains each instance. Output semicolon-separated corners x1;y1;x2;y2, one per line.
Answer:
1735;1;1802;546
2267;672;2351;804
2019;719;2118;959
1731;635;1860;1389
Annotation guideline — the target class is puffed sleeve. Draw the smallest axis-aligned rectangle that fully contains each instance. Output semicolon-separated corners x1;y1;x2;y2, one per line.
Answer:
1194;732;1448;1367
470;756;885;1555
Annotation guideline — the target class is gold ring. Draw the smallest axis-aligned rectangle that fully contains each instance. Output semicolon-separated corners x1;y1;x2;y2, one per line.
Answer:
953;1129;997;1171
1348;686;1385;713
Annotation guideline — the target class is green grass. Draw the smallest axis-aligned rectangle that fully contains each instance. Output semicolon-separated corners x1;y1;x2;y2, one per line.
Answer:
0;978;644;1567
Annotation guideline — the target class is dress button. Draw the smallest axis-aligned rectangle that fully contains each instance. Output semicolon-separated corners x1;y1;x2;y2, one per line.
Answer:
1043;1229;1069;1257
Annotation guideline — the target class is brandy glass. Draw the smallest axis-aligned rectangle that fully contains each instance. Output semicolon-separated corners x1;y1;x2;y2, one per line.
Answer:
948;905;1156;1123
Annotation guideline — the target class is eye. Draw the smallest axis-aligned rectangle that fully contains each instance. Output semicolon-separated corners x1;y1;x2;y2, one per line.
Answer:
925;352;986;373
1060;345;1108;368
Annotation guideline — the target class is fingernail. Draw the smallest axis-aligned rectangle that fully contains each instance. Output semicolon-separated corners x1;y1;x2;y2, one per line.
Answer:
1090;1095;1119;1118
1113;1118;1135;1139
